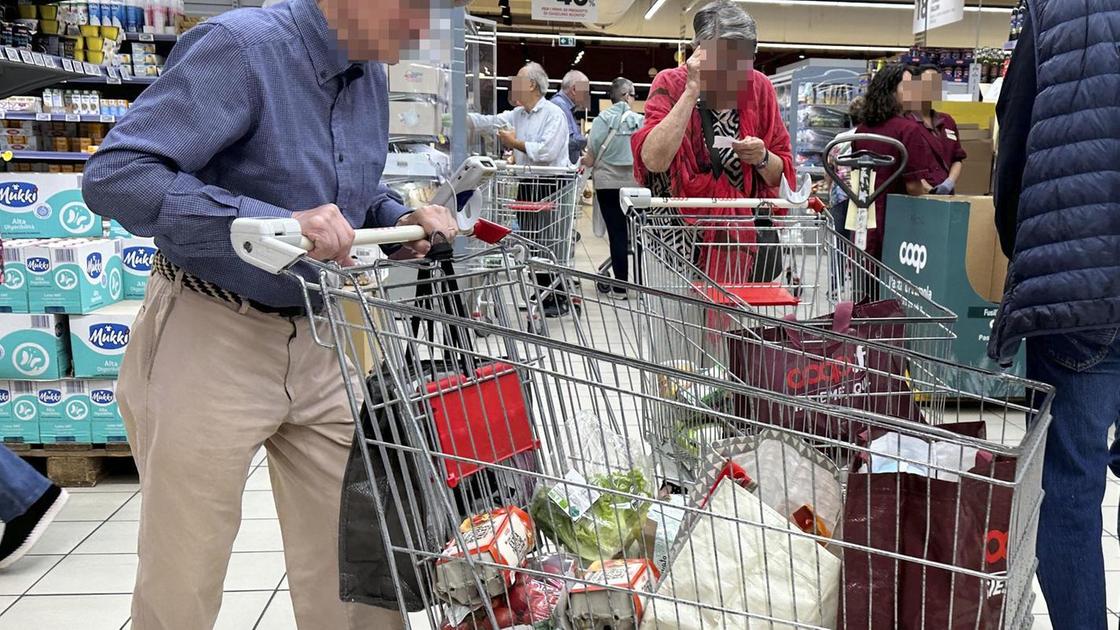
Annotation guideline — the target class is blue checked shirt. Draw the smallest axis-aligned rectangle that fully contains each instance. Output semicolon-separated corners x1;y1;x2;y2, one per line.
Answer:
82;0;410;307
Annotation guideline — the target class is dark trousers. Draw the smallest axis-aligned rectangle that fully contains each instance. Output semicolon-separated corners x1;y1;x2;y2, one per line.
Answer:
1027;328;1120;630
595;188;629;284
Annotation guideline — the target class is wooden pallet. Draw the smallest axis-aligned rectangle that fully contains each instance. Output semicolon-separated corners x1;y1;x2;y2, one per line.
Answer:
8;442;133;488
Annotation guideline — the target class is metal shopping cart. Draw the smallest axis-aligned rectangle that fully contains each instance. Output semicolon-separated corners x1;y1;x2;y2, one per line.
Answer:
231;217;1050;630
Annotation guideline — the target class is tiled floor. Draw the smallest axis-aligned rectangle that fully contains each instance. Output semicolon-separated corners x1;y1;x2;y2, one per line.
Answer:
2;214;1120;628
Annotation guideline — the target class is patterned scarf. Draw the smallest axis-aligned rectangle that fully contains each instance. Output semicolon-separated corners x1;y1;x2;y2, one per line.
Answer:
710;108;744;190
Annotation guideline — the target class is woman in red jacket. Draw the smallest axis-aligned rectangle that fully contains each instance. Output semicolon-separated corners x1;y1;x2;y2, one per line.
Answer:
632;1;794;284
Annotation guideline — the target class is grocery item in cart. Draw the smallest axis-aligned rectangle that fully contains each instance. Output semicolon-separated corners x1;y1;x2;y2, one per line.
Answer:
529;411;653;564
711;431;844;540
728;299;924;442
435;507;536;607
838;422;1014;630
564;559;659;630
642;475;841;629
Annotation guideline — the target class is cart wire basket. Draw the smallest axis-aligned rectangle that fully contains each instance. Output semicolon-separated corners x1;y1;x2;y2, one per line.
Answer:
467;162;584;267
231;217;1051;630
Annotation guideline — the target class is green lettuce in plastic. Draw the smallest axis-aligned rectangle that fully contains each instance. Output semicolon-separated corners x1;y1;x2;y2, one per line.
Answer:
530;468;652;565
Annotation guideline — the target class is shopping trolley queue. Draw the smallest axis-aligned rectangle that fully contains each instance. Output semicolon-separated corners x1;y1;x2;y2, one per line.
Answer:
231;215;1053;630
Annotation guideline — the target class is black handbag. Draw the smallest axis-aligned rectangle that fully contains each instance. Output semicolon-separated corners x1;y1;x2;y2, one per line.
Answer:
338;249;539;610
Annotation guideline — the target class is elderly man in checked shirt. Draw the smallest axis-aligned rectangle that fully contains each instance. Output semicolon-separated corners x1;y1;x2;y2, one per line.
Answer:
81;0;459;628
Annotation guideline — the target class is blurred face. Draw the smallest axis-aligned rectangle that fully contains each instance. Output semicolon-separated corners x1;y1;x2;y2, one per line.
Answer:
510;67;538;107
900;69;940;111
569;78;591;108
320;0;434;63
696;38;755;110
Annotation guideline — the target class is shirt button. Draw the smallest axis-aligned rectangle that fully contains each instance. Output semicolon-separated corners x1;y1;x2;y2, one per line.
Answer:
319;70;328;79
338;154;344;163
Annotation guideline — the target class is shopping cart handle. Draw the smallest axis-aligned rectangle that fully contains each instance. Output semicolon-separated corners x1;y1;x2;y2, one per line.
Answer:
619;187;651;211
231;217;426;274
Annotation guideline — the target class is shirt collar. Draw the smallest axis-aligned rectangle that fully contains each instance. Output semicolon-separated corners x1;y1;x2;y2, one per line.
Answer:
907;110;946;131
525;98;548;114
552;91;574;111
290;0;351;85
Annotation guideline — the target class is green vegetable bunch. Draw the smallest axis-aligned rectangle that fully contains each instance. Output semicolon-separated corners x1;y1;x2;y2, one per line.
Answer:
530;469;652;565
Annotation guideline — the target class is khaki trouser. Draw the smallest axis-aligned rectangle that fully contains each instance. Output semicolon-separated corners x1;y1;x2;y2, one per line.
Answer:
120;271;403;630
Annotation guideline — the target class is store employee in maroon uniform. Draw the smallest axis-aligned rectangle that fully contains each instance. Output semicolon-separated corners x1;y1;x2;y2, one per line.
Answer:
901;64;968;195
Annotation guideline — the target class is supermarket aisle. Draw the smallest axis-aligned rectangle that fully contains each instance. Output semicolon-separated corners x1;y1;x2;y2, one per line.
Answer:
0;212;1118;629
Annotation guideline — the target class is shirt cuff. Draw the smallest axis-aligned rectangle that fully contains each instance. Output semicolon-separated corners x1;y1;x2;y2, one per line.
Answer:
375;198;412;228
239;196;292;218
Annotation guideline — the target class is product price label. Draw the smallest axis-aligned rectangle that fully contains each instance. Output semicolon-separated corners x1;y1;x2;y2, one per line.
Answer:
65;114;81;123
138;33;154;42
35;113;52;122
3;48;18;62
61;59;74;72
99;115;116;123
18;50;34;64
106;68;121;84
547;468;601;521
31;53;45;66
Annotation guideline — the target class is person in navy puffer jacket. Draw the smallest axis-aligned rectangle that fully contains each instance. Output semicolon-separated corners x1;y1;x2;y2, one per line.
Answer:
989;1;1120;627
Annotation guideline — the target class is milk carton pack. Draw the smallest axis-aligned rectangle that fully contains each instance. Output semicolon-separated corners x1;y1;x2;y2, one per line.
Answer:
27;239;123;313
0;174;102;238
106;219;132;239
38;380;93;443
0;239;59;313
119;237;155;300
70;301;140;377
0;314;70;379
88;380;126;443
1;380;39;443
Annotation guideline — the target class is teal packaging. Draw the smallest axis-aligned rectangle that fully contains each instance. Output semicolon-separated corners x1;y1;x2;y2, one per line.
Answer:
27;239;123;314
70;301;140;378
92;420;127;443
38;380;92;443
90;379;126;443
0;314;70;379
0;380;10;421
0;239;56;313
0;174;102;238
119;238;155;300
9;381;39;423
107;219;132;239
0;421;39;444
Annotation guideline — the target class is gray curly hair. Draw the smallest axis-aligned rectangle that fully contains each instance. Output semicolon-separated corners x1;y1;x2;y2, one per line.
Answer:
691;1;758;51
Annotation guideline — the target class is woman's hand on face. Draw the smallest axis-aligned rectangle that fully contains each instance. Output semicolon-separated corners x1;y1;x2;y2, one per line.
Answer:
685;49;704;98
732;136;766;165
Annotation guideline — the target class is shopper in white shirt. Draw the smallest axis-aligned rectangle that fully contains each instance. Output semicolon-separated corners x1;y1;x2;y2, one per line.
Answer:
468;62;570;167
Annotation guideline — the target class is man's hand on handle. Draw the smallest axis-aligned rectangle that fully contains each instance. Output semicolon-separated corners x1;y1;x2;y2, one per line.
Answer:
394;205;458;258
293;203;355;267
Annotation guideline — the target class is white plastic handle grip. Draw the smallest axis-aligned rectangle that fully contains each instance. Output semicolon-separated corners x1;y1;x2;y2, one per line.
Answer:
297;225;427;251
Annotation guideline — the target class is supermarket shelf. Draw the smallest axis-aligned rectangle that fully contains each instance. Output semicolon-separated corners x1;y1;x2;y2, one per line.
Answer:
67;74;157;86
1;112;119;123
0;48;86;100
4;150;91;161
124;32;178;43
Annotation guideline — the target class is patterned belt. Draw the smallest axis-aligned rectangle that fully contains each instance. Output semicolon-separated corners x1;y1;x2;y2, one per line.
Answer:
152;252;309;318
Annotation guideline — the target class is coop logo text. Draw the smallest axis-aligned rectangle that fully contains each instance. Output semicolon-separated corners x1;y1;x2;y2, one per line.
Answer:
785;346;868;390
898;242;928;274
89;324;130;350
0;182;38;208
122;246;155;272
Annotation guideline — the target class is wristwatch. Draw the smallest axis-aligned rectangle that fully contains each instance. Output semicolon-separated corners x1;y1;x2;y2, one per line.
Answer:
753;148;770;170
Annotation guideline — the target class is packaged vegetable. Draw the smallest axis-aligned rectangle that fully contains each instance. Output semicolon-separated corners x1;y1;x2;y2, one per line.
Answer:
529;411;653;564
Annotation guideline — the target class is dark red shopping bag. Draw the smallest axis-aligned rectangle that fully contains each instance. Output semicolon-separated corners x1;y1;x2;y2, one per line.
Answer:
424;361;537;489
727;299;924;442
838;422;1015;629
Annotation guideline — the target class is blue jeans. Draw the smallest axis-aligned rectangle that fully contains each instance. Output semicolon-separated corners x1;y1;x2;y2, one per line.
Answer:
1027;328;1120;630
0;443;51;522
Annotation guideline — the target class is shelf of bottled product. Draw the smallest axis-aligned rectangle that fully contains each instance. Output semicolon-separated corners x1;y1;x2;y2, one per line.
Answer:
0;111;120;123
3;150;91;161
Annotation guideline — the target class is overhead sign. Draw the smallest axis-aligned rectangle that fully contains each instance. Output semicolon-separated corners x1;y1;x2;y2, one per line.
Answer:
532;0;598;24
557;35;577;47
913;0;964;34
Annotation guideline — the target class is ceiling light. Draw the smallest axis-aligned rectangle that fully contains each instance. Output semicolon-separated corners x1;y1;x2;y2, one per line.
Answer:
493;30;908;52
644;0;669;20
735;0;1009;13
